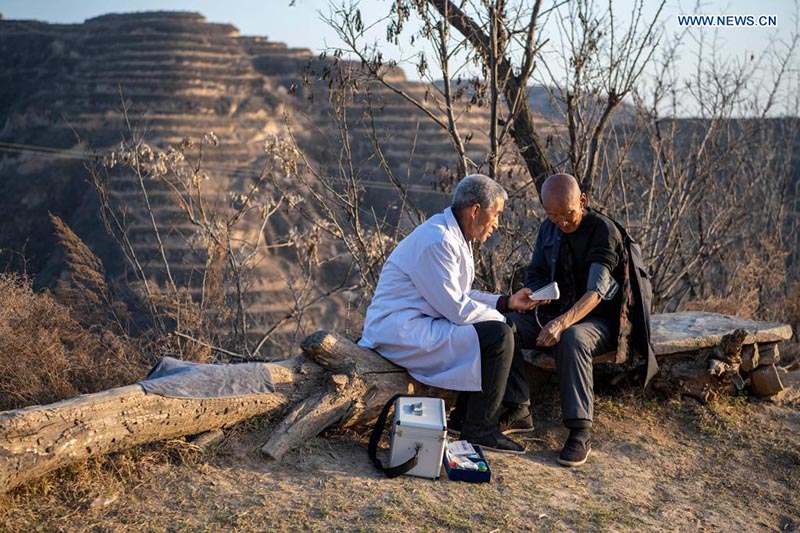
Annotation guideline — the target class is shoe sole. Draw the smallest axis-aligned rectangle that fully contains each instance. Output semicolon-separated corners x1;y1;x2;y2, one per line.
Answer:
454;427;531;437
501;426;535;435
557;447;591;467
479;443;527;454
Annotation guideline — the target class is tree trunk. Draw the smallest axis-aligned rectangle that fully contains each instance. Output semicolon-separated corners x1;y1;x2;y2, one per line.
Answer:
503;75;554;192
426;0;554;190
0;358;319;493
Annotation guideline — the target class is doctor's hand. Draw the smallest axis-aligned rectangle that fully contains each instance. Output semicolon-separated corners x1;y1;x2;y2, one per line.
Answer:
508;288;550;312
508;288;536;312
536;317;567;347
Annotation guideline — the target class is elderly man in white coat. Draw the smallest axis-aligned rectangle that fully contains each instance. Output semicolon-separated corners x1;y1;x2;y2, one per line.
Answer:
358;174;544;453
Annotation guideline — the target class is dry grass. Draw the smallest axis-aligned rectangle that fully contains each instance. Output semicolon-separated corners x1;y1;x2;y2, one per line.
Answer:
0;215;219;413
0;273;145;411
50;214;121;329
685;238;794;324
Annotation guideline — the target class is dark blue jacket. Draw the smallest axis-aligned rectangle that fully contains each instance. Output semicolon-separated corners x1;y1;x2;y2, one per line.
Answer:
524;216;562;293
525;209;658;386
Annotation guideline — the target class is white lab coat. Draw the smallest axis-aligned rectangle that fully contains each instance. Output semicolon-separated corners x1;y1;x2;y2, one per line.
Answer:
358;207;506;391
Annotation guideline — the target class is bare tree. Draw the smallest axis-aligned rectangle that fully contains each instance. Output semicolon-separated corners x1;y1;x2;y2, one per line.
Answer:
268;62;429;318
542;0;664;196
612;15;800;315
86;102;330;358
313;1;800;327
313;0;665;293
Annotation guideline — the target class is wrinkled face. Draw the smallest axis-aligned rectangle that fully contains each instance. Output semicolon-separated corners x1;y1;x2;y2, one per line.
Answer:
543;191;586;234
469;197;505;242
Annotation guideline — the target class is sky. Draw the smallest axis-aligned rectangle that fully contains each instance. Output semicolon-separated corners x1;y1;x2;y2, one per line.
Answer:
3;0;799;115
3;1;796;53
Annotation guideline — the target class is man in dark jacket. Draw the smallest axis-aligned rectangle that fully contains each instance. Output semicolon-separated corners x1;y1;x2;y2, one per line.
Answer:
505;173;631;467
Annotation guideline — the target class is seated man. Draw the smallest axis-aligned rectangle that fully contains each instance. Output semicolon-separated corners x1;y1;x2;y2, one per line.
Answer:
359;174;539;453
507;173;629;467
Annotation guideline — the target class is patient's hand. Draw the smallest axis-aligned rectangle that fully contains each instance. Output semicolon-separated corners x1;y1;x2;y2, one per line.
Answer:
537;318;566;347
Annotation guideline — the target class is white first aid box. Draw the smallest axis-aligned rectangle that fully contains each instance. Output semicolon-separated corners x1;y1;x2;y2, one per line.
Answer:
388;397;447;479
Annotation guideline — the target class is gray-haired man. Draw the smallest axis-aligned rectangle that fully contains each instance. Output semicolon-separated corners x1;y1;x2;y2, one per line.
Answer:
359;174;542;453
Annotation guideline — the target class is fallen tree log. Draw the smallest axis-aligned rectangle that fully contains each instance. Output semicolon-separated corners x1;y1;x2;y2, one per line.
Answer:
0;357;319;493
0;331;455;492
0;330;450;492
260;330;456;460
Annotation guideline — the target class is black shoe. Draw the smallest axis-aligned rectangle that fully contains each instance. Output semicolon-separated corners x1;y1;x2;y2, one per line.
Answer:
447;414;464;436
557;436;591;467
498;404;534;435
464;430;526;454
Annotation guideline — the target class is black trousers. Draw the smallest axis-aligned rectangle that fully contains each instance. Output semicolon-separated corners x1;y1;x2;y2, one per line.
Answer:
457;320;530;439
507;311;616;426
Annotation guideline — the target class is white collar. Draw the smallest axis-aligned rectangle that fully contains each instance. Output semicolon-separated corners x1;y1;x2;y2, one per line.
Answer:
444;207;470;248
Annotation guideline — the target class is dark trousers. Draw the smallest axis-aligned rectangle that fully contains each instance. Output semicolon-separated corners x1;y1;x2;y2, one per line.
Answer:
507;311;615;425
457;321;530;439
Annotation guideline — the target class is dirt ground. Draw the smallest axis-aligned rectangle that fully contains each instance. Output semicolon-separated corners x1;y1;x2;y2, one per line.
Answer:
1;372;799;532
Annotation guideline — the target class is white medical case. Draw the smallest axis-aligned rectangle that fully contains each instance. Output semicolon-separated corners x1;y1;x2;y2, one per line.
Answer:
388;397;447;479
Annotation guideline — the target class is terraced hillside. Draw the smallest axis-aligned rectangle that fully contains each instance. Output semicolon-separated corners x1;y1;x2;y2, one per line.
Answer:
0;11;514;348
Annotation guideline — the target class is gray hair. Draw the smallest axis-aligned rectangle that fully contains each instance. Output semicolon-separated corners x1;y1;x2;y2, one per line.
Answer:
452;174;508;211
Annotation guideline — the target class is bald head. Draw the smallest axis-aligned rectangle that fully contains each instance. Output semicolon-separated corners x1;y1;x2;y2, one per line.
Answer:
541;173;586;233
541;173;581;204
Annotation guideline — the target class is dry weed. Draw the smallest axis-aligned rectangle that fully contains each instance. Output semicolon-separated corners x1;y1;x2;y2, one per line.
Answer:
50;214;127;330
687;238;792;321
0;273;145;411
145;287;215;363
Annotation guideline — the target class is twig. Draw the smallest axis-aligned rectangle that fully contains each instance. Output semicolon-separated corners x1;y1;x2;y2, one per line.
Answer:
172;331;265;361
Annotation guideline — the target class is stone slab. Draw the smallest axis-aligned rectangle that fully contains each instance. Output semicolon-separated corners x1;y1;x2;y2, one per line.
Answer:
651;312;793;356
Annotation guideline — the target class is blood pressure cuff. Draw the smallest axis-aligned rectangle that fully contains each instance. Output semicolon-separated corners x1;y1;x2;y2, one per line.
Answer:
587;262;619;300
